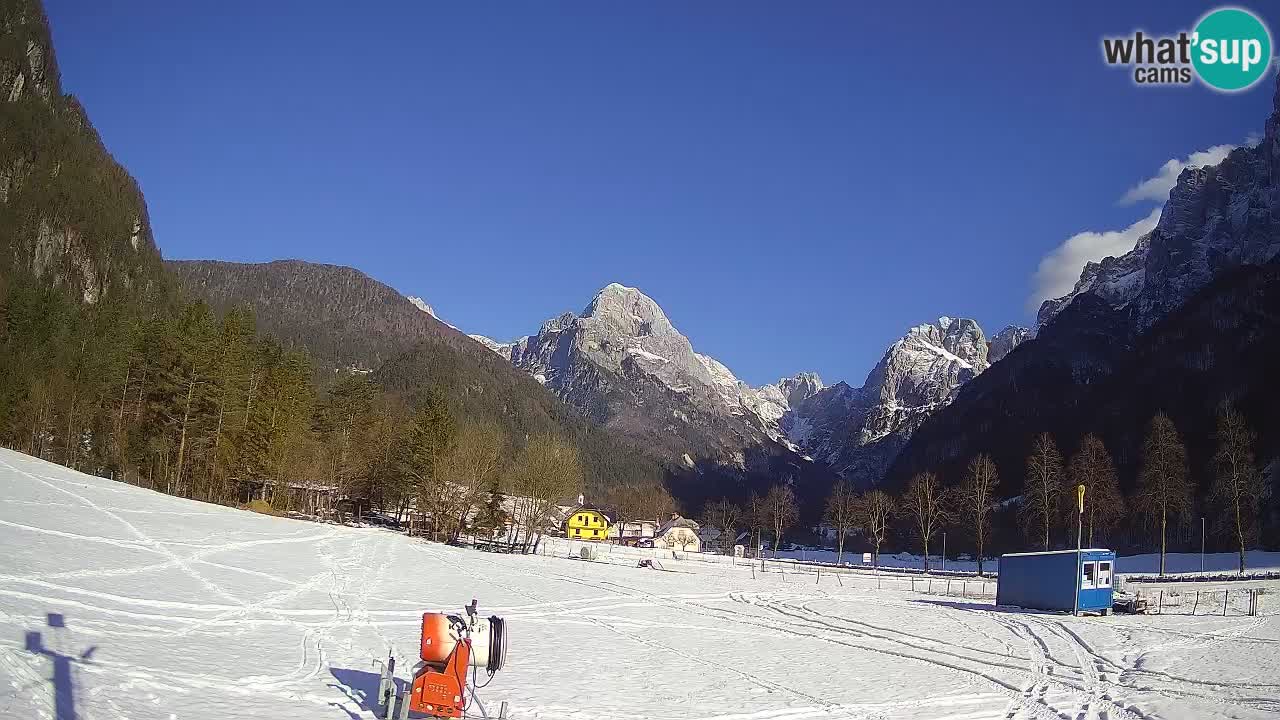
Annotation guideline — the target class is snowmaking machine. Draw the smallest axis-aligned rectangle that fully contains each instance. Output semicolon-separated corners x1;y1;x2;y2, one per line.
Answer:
374;600;508;719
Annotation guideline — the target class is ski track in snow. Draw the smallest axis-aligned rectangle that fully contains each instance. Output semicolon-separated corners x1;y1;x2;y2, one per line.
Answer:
2;450;1279;720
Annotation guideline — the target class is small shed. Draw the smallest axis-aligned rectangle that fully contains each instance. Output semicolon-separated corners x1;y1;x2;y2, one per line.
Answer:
996;549;1116;614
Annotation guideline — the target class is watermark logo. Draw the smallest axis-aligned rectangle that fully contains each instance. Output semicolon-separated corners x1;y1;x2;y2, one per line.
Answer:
1102;7;1272;92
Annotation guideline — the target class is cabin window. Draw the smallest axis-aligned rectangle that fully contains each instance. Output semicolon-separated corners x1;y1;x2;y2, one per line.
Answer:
1097;561;1113;587
1081;561;1097;589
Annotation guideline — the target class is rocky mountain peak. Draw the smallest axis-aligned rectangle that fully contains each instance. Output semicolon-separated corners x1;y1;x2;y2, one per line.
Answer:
776;372;824;405
1042;72;1280;334
582;283;677;338
988;325;1032;363
470;283;1004;485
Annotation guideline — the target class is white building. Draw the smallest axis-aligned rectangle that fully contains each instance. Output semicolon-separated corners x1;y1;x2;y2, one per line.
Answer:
654;514;701;552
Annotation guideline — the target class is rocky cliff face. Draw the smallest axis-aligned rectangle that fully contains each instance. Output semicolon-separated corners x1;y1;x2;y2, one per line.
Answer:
1040;78;1280;331
988;325;1033;363
894;73;1280;517
0;0;163;306
783;317;1023;481
474;283;792;466
476;285;1028;484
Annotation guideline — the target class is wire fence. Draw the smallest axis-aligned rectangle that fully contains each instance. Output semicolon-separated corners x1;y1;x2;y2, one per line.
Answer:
1127;586;1267;617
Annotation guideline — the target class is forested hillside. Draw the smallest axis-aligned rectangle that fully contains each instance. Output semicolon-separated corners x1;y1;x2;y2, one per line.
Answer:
0;0;672;535
166;259;474;373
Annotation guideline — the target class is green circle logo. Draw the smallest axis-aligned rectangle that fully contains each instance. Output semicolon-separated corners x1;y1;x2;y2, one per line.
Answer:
1192;8;1272;91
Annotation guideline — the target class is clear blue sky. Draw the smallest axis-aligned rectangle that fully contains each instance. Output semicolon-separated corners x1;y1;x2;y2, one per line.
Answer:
46;1;1273;386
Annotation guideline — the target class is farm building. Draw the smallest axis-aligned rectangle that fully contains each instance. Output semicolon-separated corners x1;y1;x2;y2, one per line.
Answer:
609;519;656;542
996;549;1116;614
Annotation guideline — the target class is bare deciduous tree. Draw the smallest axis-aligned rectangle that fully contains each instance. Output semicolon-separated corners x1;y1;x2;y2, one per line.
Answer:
746;493;767;557
700;498;742;554
857;489;895;568
824;479;859;565
764;484;799;552
1022;432;1064;551
509;434;583;553
1212;403;1264;575
1136;412;1192;576
435;419;507;541
1068;434;1124;547
959;454;998;575
903;472;949;572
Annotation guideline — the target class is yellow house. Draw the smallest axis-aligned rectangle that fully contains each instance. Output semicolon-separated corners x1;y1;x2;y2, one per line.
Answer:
566;508;611;541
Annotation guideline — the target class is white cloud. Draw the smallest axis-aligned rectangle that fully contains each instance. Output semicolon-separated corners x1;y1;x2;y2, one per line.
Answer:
1027;136;1253;316
1117;143;1237;206
1027;207;1161;312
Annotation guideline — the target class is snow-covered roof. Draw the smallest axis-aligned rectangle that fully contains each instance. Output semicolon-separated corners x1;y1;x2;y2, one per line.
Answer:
656;515;699;535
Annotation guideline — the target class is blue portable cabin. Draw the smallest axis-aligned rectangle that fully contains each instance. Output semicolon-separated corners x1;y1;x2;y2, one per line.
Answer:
996;549;1116;614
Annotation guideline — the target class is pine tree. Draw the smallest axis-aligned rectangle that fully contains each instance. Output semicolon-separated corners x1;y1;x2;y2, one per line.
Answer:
399;389;456;531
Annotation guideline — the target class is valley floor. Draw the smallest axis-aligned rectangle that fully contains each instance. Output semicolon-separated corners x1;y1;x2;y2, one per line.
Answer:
1;448;1277;720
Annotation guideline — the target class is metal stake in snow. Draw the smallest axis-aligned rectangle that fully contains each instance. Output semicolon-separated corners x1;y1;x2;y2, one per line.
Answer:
1074;484;1085;617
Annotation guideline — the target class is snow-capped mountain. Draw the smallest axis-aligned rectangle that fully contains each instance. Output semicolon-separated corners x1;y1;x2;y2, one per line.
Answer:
407;295;436;317
472;283;794;465
988;325;1033;363
475;284;1028;483
1040;79;1280;330
783;317;1027;480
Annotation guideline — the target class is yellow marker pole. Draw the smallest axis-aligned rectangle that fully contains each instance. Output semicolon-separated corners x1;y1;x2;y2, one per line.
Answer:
1074;484;1085;616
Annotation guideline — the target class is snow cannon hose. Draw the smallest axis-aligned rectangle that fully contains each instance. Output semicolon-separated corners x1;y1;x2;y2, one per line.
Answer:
486;616;506;673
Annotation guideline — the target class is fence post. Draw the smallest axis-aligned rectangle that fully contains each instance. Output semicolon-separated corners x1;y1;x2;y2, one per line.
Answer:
816;567;821;585
1158;590;1164;615
947;579;952;596
1193;591;1200;615
1224;590;1229;616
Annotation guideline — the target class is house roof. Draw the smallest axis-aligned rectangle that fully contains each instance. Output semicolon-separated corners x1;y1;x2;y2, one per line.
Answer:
566;506;613;524
656;515;699;535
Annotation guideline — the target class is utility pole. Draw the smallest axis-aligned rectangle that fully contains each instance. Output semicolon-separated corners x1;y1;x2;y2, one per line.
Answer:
1074;484;1085;617
942;532;947;573
1201;517;1206;575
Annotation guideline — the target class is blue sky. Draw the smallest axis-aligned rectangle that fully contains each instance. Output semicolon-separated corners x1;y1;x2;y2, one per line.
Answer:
46;1;1274;387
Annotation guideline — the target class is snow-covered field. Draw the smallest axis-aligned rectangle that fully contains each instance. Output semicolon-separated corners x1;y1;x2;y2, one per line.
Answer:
2;449;1278;720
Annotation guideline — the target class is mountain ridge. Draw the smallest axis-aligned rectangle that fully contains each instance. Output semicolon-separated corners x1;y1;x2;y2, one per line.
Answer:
471;284;1027;484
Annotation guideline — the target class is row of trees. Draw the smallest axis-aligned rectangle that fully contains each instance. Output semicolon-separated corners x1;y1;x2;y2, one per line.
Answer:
818;406;1264;576
1015;407;1264;574
0;287;635;548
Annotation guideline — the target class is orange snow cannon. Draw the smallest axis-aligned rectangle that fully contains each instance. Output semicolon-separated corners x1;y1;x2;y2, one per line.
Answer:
407;601;507;719
409;613;471;718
